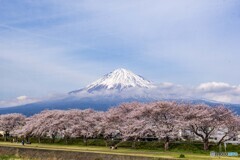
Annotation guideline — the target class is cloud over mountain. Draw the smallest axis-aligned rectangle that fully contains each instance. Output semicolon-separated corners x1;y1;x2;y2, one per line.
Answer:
195;82;240;103
197;82;233;93
0;96;39;108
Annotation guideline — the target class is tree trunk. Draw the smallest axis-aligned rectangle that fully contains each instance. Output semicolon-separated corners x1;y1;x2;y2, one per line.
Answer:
164;137;170;151
164;141;169;151
104;139;108;147
52;135;55;143
132;140;136;149
65;137;69;145
4;134;7;141
217;134;228;146
203;139;209;151
4;131;8;141
38;137;41;143
83;137;88;146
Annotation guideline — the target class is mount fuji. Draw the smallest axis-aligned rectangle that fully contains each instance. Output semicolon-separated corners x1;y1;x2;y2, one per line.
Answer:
69;68;155;94
0;68;240;116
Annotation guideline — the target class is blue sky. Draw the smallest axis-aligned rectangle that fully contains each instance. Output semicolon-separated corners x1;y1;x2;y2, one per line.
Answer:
1;0;240;104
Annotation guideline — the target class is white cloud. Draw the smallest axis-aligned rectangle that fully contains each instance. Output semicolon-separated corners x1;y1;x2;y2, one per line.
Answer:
197;82;233;93
203;95;233;103
0;96;39;108
195;82;240;103
16;96;28;101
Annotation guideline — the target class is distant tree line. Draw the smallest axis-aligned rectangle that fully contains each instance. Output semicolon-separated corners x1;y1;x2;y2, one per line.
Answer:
0;102;239;151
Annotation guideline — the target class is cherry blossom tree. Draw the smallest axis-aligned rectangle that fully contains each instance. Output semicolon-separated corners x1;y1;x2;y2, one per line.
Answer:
103;102;145;147
0;113;26;141
103;102;182;150
182;104;238;150
138;102;182;151
17;110;64;143
16;109;104;144
69;109;104;145
119;103;150;148
214;108;240;146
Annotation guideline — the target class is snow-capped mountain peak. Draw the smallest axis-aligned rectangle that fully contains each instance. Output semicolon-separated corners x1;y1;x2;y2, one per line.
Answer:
70;68;155;94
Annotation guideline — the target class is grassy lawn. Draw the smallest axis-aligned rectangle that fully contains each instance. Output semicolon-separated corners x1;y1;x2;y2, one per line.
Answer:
0;155;21;160
0;142;239;160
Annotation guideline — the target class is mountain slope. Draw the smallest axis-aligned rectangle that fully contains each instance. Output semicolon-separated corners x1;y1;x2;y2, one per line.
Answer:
1;96;239;116
0;96;154;116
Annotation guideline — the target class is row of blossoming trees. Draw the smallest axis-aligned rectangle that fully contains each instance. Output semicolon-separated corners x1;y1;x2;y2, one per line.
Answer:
0;102;240;151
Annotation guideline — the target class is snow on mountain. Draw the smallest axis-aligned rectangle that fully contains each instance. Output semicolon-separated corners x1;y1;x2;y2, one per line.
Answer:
69;68;155;94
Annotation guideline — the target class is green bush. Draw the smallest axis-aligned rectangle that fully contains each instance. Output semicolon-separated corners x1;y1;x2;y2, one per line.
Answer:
179;154;185;158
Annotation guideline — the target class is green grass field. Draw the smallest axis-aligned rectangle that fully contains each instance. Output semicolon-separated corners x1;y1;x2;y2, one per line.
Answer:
0;142;239;160
0;154;20;160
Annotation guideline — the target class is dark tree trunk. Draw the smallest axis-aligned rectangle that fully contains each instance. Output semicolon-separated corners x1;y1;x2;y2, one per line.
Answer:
203;139;209;151
52;135;55;143
217;134;229;146
26;136;29;143
83;137;88;146
164;137;170;151
4;131;9;141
